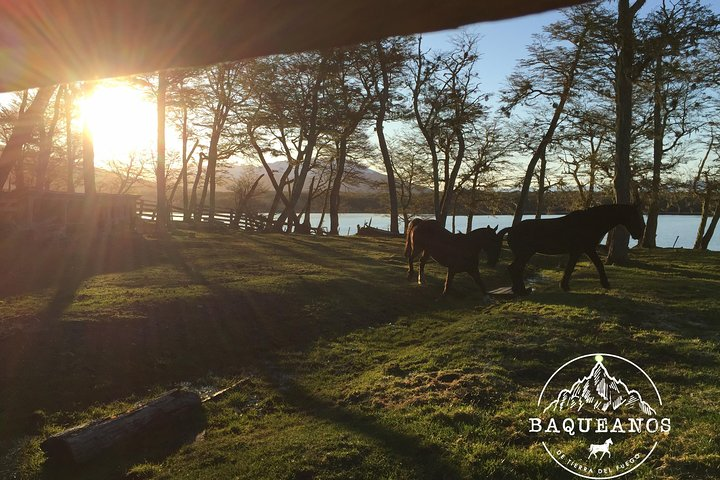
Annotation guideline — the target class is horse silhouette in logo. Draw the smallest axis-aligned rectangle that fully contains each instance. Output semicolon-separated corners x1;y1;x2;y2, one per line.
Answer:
588;438;613;460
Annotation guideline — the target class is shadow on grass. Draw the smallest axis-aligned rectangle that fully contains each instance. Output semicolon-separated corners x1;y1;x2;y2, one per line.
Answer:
2;232;475;477
260;371;462;479
492;288;720;387
0;230;162;301
0;233;458;440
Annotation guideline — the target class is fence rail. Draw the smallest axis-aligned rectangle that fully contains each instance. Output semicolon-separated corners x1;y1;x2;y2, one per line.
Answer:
136;200;266;232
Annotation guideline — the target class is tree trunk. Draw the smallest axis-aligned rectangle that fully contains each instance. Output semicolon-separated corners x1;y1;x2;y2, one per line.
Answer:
197;161;210;223
247;127;293;232
207;138;218;223
701;199;720;250
189;153;204;223
36;87;63;190
264;163;293;232
169;141;198;207
13;90;30;190
329;139;348;235
82;87;96;195
317;164;333;232
451;197;457;233
182;102;191;221
607;0;645;265
276;60;327;232
694;191;711;249
279;139;318;232
535;147;547;220
299;176;316;233
375;41;400;235
0;87;54;189
411;40;441;221
512;51;578;228
437;129;466;227
65;85;76;193
643;201;660;248
642;57;664;248
156;71;168;231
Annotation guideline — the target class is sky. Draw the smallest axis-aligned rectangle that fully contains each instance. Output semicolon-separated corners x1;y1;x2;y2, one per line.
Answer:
421;0;720;96
422;9;564;94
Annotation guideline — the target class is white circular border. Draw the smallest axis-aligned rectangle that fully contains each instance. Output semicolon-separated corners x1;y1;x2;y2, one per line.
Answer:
536;353;664;480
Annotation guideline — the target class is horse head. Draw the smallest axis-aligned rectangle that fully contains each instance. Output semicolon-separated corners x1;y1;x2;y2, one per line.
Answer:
471;226;502;267
624;204;646;240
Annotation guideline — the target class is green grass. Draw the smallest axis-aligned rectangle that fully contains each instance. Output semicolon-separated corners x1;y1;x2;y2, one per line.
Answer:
1;229;719;479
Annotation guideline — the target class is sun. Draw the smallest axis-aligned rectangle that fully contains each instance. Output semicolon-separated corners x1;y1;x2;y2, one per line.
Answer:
79;82;158;165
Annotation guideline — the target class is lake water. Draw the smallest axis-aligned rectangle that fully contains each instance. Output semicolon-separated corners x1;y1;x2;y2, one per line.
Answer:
310;213;719;251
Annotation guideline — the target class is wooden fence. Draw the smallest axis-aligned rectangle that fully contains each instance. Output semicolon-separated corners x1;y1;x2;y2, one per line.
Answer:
136;200;266;232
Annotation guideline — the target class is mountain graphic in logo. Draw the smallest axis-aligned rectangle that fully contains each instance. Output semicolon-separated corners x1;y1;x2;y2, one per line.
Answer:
544;361;656;415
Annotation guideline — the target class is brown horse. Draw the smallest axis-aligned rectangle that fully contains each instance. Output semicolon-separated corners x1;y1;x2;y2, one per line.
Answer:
498;204;645;294
405;218;502;296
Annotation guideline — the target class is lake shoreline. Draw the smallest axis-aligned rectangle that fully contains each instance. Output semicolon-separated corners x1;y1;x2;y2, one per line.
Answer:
304;213;718;251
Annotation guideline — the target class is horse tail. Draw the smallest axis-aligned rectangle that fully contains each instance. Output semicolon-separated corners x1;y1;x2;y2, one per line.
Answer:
404;218;422;258
497;226;512;242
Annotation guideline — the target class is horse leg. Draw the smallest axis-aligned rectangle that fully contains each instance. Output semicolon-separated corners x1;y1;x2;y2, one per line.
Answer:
468;268;487;295
442;268;456;295
560;252;580;292
509;253;531;295
406;250;416;281
586;248;611;289
418;252;430;286
469;268;491;303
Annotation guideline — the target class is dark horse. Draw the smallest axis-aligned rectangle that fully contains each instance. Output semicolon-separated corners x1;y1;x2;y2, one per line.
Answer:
405;218;502;296
498;204;645;294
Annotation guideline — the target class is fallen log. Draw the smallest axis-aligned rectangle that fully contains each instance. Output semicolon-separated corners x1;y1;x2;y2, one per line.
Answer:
355;224;402;238
41;389;201;464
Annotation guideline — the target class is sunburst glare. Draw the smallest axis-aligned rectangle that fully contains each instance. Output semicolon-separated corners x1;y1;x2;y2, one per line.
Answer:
78;83;157;165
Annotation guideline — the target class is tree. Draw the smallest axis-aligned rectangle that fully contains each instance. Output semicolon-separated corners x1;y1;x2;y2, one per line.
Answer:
556;105;614;209
167;69;202;221
155;71;169;231
0;87;55;189
693;129;720;250
231;165;267;216
606;0;647;265
0;90;29;190
195;63;247;223
325;45;375;235
35;86;65;190
107;151;151;194
370;37;412;234
390;133;426;232
241;53;330;232
411;34;486;227
64;84;80;193
456;118;510;231
81;83;96;194
501;4;597;226
639;0;718;248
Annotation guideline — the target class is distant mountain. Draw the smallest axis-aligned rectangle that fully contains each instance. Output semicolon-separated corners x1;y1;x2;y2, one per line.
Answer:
544;362;656;416
223;161;389;193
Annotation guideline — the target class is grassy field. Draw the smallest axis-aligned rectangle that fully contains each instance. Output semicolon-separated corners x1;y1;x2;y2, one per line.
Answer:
0;228;719;479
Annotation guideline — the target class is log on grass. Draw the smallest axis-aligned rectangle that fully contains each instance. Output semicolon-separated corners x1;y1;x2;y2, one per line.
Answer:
41;389;202;464
356;224;402;238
